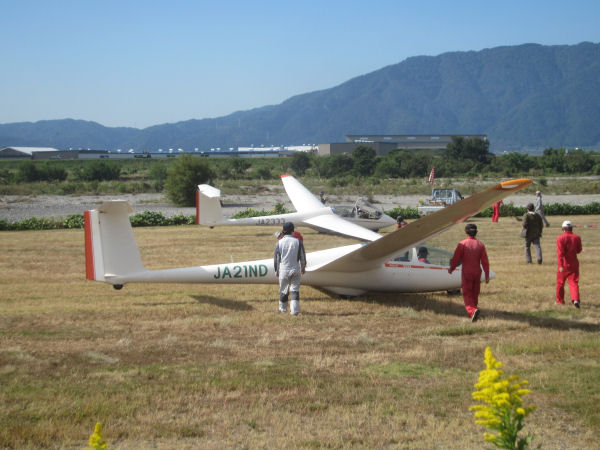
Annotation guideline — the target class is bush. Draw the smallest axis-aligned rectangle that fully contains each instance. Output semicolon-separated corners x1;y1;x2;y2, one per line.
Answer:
165;155;215;206
476;203;525;218
314;154;353;178
58;182;81;194
63;214;85;229
385;206;420;220
129;211;196;226
232;203;290;218
16;161;41;182
290;152;311;176
12;217;60;231
352;146;377;177
474;202;600;218
253;166;273;180
43;163;68;181
14;161;67;182
129;211;172;227
0;212;197;230
327;174;357;187
170;214;196;225
0;167;13;184
149;163;168;191
545;202;600;215
80;161;121;181
272;202;287;214
233;208;276;219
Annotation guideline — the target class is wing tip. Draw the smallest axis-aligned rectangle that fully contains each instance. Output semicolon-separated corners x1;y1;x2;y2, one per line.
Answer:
499;178;532;190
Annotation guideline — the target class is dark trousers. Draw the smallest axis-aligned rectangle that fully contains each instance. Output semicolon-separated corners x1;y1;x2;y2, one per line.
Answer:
525;237;542;263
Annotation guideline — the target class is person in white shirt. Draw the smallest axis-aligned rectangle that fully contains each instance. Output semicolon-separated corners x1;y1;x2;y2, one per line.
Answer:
535;191;550;227
274;222;306;315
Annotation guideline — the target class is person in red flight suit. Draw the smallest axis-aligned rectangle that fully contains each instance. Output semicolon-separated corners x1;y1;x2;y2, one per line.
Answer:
556;220;582;308
396;216;408;229
417;246;429;263
448;223;490;322
491;200;502;223
275;230;304;242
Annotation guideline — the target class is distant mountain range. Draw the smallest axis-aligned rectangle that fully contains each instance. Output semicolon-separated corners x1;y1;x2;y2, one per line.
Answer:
1;42;599;153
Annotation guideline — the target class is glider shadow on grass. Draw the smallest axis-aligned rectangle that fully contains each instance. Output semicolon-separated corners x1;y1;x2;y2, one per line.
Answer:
364;292;600;332
191;295;253;311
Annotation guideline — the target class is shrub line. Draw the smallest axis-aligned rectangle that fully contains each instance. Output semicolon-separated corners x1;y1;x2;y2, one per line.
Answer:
2;201;600;231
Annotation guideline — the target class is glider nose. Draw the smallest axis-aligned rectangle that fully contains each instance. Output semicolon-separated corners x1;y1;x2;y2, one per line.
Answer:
381;213;396;227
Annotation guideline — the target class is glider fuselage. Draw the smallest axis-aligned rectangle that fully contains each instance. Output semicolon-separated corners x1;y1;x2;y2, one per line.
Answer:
99;244;476;296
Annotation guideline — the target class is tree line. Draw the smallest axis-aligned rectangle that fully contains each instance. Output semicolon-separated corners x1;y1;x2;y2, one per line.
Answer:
1;137;599;206
300;138;600;182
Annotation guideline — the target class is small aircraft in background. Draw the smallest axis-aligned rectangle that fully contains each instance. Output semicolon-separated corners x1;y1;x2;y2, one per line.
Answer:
196;174;395;241
85;178;531;297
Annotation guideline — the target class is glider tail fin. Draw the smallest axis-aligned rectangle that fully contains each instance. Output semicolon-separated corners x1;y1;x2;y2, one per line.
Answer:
196;184;224;226
84;201;146;283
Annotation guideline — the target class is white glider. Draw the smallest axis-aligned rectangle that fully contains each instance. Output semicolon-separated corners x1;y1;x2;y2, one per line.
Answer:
196;174;395;241
85;178;531;297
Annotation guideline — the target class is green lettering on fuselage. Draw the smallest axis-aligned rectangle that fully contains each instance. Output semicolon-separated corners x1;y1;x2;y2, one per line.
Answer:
213;264;269;280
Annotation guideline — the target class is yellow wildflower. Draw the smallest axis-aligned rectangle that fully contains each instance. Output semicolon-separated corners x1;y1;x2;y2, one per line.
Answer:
84;422;108;450
471;347;537;449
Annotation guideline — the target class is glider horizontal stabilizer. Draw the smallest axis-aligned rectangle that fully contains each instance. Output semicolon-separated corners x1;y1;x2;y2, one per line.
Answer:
196;184;224;226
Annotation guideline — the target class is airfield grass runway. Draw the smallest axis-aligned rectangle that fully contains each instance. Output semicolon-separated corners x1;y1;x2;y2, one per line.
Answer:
1;216;599;448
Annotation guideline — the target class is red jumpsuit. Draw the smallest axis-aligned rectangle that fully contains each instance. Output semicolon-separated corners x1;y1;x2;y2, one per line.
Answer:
556;231;582;304
449;236;490;318
491;200;502;222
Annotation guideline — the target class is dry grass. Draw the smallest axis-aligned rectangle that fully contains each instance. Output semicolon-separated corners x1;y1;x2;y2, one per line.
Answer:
1;215;599;449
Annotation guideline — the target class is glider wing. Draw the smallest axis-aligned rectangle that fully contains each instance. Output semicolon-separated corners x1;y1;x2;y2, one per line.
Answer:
309;178;532;273
303;214;382;242
280;174;326;212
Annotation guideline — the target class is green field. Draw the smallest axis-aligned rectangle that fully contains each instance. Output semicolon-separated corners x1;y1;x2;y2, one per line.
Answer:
1;215;599;448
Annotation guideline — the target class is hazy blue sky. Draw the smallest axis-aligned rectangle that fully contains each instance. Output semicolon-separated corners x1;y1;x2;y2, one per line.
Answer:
1;0;598;128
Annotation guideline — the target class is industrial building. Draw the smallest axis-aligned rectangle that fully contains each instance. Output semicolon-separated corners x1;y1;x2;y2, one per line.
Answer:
2;137;487;160
0;146;305;160
318;134;487;156
0;147;65;159
0;147;114;160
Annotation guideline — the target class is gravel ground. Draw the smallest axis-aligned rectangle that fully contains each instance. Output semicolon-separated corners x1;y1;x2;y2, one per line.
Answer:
2;193;600;222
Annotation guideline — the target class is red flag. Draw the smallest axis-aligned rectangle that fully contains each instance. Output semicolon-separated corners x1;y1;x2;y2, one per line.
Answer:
428;167;435;184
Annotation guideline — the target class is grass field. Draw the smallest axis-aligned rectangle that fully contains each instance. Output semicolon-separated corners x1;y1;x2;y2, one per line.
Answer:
1;215;599;448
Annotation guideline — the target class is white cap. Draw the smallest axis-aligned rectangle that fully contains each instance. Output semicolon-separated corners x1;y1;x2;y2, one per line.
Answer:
562;220;573;228
536;190;541;194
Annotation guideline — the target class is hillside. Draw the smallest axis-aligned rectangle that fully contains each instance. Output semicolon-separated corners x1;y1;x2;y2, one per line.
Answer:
1;42;599;152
